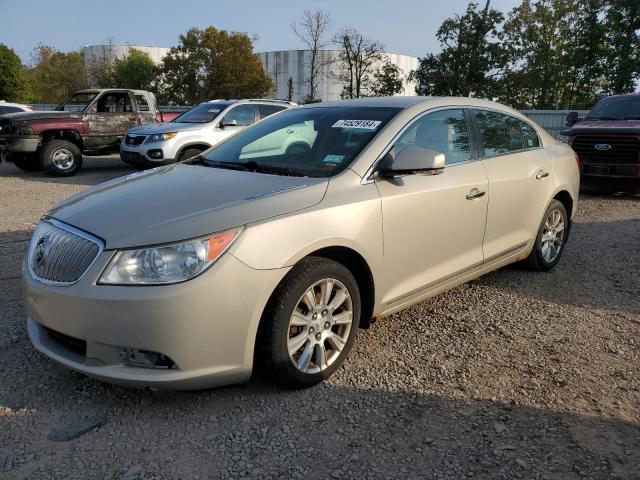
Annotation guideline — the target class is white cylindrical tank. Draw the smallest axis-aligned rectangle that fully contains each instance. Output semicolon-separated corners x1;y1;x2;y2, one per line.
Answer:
258;49;419;103
82;44;170;71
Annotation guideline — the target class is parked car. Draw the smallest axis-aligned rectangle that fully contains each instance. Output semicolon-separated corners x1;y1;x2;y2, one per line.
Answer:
563;93;640;191
23;97;579;390
120;99;298;167
0;100;35;115
0;89;182;176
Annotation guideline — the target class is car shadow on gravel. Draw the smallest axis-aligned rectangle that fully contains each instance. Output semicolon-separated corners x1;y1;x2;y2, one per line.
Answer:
476;216;640;316
0;156;134;187
1;367;639;480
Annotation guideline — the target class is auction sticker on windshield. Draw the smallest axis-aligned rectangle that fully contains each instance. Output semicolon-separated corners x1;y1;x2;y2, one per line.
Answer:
332;120;382;130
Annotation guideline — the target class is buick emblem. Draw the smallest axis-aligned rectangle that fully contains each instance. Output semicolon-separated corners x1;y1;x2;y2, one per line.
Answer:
594;144;612;151
33;235;51;268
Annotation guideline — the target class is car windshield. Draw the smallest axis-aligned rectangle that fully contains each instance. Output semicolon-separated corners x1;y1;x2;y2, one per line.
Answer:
201;106;400;178
173;102;232;123
585;96;640;120
55;93;98;112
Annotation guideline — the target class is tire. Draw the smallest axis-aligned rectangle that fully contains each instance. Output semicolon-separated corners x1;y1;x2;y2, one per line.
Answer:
178;148;203;162
40;140;82;177
257;257;361;389
524;199;568;271
10;153;43;172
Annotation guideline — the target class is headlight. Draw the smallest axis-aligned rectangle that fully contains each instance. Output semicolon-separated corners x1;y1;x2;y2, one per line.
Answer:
146;132;177;143
98;227;243;285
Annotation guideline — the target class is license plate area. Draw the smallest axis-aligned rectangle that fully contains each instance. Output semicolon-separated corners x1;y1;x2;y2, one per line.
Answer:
588;165;610;176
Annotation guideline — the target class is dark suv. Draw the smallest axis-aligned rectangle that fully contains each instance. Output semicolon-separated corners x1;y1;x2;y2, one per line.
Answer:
563;94;640;191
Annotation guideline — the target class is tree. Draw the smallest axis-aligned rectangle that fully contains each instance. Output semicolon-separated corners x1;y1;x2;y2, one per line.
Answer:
114;49;156;90
603;0;640;94
371;62;404;97
27;45;88;103
411;1;506;98
155;26;273;105
292;10;332;102
333;28;384;98
0;44;29;101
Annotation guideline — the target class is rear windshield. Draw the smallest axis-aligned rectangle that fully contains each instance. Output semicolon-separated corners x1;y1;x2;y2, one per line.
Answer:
586;96;640;121
202;106;400;178
173;102;232;123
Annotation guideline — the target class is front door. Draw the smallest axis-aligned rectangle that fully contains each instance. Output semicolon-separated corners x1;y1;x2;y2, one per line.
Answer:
84;92;139;150
215;104;257;144
376;108;488;306
471;109;553;260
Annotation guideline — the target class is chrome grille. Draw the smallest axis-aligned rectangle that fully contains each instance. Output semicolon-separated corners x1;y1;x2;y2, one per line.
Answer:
28;220;103;284
572;135;640;165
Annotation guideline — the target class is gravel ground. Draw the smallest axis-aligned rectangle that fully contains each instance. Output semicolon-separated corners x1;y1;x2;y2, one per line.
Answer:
0;157;639;480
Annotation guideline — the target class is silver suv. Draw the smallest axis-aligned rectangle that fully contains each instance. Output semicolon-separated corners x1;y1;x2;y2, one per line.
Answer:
120;99;297;166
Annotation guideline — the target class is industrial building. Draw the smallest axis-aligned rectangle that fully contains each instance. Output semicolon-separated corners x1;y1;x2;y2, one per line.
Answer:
258;50;419;103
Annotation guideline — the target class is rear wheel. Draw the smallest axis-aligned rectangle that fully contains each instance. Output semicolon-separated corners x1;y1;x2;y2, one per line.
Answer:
258;257;361;389
525;199;568;271
40;140;82;177
10;153;43;172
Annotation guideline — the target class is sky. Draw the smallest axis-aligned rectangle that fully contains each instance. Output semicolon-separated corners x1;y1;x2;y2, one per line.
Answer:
0;0;522;64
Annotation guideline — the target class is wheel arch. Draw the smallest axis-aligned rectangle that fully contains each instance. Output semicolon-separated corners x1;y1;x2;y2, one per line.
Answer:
552;189;574;220
176;142;211;159
40;129;83;149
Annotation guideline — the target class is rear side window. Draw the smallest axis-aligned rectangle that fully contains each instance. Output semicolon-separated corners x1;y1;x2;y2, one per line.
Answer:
392;109;472;165
0;106;23;114
135;94;150;112
258;104;286;119
474;110;540;157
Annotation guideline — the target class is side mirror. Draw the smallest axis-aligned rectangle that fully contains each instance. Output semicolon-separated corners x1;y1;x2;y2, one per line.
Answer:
565;111;579;127
376;146;445;178
219;118;237;128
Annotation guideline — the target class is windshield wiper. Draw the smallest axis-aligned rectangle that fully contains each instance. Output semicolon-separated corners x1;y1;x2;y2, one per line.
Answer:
200;158;306;176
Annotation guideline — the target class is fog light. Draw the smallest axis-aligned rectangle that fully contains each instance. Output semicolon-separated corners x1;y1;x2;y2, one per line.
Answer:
120;348;176;369
147;149;163;159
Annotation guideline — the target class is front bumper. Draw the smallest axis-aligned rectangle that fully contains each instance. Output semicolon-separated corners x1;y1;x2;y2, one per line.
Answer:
24;250;288;390
0;134;40;155
120;138;179;165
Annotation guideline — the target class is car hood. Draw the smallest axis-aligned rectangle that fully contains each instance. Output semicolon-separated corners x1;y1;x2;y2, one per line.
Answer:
562;119;640;136
1;111;80;123
128;122;206;135
48;164;328;249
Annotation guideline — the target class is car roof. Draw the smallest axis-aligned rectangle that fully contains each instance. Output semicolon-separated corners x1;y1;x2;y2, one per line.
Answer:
299;96;523;112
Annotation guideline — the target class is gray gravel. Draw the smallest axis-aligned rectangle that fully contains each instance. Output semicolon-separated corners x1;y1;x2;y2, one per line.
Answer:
1;157;639;480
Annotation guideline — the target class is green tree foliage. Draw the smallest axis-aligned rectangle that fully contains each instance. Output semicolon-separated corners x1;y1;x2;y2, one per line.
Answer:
411;1;506;98
413;0;639;110
0;44;30;101
114;49;156;90
371;62;405;97
155;27;273;105
603;0;640;95
27;45;88;104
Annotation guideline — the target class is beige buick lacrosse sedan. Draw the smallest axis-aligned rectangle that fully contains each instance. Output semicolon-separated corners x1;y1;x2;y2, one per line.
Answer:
24;97;579;389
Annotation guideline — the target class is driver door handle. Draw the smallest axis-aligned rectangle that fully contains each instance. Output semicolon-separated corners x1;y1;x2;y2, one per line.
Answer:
536;170;549;179
466;189;486;200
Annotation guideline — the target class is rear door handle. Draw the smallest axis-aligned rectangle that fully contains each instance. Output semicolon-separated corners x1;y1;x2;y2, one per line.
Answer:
466;189;486;200
536;170;549;179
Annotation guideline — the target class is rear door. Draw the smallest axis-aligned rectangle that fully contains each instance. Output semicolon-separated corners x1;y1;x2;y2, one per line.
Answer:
471;109;552;260
376;108;489;305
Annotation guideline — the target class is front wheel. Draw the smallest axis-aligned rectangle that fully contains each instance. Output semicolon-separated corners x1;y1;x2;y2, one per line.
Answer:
40;140;83;177
258;257;361;389
525;199;568;271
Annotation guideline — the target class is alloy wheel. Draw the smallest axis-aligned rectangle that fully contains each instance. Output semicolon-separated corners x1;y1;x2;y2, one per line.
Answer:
287;278;353;374
541;208;565;263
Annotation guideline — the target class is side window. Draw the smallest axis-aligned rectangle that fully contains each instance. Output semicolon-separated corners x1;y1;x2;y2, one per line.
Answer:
222;105;255;126
258;104;286;119
96;93;132;113
474;110;539;157
393;109;472;165
0;106;22;114
135;94;150;112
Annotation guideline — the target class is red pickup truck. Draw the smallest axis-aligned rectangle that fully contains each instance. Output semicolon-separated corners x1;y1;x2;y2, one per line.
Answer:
562;93;640;192
0;88;182;176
